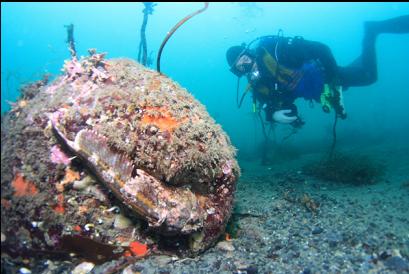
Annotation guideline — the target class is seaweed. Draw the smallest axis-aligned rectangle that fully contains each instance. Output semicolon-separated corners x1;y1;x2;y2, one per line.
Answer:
303;153;386;185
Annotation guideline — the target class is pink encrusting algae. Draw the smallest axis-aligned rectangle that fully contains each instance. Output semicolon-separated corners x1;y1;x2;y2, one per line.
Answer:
50;145;72;165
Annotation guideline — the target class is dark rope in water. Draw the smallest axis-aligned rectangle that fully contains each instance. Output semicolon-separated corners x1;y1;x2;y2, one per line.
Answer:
281;127;297;143
258;110;268;141
258;110;270;164
64;24;76;59
156;2;209;73
236;77;241;108
236;78;251;109
329;111;338;159
138;2;156;66
253;111;258;151
137;10;148;64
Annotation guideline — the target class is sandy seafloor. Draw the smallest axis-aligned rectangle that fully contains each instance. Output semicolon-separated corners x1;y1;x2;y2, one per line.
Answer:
5;140;408;274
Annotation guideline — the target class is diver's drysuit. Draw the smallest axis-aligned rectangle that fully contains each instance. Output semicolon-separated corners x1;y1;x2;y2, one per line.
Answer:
246;15;409;124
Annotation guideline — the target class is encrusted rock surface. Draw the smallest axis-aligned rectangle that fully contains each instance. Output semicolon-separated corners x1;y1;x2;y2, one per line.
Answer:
1;51;240;269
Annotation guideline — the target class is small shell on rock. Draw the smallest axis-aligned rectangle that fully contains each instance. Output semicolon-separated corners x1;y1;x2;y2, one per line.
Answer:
114;214;132;229
122;265;137;274
1;232;6;243
148;125;158;135
73;176;94;190
19;268;31;274
216;240;235;252
67;197;78;206
72;261;95;274
84;224;94;231
189;231;205;251
105;206;120;214
222;160;233;175
84;185;107;202
31;221;44;229
392;249;402;257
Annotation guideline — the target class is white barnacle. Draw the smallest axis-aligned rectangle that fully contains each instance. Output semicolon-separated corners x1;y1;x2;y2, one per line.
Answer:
113;214;132;229
31;221;44;229
105;206;120;214
84;223;94;231
91;153;100;163
106;169;117;181
85;118;93;126
67;197;77;205
99;114;108;122
19;268;32;274
72;262;95;274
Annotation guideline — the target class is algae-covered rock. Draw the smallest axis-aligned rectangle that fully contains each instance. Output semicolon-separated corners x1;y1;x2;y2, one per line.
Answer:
1;51;240;265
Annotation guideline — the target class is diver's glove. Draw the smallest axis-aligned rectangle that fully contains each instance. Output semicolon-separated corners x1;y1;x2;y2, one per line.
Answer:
273;109;298;124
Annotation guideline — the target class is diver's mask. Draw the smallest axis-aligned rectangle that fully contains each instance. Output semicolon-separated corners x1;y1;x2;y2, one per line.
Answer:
230;50;255;77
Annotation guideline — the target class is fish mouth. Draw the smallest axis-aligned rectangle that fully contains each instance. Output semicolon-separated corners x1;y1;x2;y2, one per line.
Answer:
50;118;205;235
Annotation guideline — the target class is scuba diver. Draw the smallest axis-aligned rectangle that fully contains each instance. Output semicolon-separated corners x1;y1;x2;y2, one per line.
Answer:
226;15;409;128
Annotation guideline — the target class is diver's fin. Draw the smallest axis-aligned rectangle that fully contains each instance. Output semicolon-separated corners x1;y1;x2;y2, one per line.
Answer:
365;15;409;37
